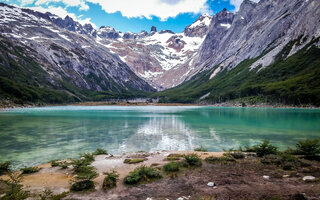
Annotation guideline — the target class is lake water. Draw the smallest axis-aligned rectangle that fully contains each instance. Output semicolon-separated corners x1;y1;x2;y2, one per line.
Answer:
0;106;320;168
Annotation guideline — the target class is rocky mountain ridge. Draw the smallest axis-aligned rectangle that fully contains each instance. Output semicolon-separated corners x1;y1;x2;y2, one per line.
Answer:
0;3;154;104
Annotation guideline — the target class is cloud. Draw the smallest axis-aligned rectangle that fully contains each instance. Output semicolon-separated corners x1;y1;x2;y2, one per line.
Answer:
86;0;210;21
29;5;96;28
17;0;211;21
229;0;260;11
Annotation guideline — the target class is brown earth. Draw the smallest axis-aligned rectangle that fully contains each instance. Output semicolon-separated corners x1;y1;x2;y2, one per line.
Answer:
1;151;319;200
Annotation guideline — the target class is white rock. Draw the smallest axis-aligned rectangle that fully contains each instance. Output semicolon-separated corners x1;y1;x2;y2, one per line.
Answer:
303;176;315;181
283;175;289;178
146;198;152;200
207;182;215;187
263;175;270;180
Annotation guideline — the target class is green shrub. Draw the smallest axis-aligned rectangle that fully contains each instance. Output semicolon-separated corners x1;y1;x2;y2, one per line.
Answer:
102;172;119;190
124;166;162;185
123;158;145;164
163;162;180;172
184;154;202;167
80;153;95;163
93;148;108;155
0;161;11;175
70;180;94;191
21;166;40;174
194;146;208;152
50;160;59;167
75;165;98;180
205;156;236;164
1;172;29;200
295;139;320;157
254;140;278;157
72;158;92;172
58;162;69;169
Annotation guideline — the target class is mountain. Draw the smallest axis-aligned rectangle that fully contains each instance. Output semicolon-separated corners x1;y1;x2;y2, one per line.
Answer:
156;0;320;106
1;0;319;106
0;3;154;105
97;14;212;90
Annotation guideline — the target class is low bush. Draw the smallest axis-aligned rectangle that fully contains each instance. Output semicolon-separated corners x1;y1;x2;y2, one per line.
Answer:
295;139;320;158
75;165;98;180
80;153;95;163
1;172;29;200
167;154;184;158
123;158;145;164
184;154;202;167
229;152;245;159
50;160;59;167
102;171;119;190
205;156;236;164
261;153;299;170
93;148;108;155
21;166;40;174
194;146;208;152
163;162;180;172
166;157;180;161
0;161;11;175
70;180;94;191
124;166;162;185
254;140;278;157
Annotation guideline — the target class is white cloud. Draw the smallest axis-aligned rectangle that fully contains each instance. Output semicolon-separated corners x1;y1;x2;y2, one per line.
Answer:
86;0;210;21
25;0;211;21
229;0;260;11
29;6;96;28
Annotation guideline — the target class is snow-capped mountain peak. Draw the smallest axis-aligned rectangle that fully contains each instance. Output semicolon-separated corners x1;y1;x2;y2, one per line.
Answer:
184;14;212;37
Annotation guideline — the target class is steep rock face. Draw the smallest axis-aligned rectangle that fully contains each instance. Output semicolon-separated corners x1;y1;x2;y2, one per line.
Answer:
194;0;320;78
0;3;154;100
184;14;212;37
97;26;122;40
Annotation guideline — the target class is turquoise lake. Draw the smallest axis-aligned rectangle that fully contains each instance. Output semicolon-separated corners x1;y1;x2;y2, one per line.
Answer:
0;106;320;168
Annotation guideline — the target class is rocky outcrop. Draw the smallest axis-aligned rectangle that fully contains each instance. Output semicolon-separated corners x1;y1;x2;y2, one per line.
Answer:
184;14;212;37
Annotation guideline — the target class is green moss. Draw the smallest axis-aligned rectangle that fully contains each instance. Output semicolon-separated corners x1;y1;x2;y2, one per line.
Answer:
205;156;236;164
21;167;40;174
123;158;145;164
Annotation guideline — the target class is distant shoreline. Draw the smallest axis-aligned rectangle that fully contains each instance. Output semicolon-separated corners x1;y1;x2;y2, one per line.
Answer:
0;100;319;110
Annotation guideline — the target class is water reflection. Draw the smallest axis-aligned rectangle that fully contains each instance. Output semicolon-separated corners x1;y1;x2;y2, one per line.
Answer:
0;106;319;168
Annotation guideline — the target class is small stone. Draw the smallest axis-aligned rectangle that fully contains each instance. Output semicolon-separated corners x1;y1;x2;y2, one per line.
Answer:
207;182;215;187
263;175;270;180
146;198;152;200
303;176;315;181
177;198;184;200
283;175;289;178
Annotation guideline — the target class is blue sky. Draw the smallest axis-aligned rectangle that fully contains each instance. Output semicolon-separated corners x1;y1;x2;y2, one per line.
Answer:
3;0;248;33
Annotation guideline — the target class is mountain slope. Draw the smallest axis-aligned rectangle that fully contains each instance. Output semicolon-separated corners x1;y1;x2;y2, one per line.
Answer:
156;37;320;106
155;0;320;106
0;3;154;105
